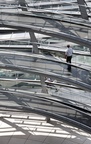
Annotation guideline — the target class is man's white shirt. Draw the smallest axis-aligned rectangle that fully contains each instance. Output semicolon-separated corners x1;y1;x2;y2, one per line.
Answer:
65;48;73;56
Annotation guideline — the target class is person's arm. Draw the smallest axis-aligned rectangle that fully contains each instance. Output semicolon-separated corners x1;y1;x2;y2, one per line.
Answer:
65;50;67;59
65;54;67;59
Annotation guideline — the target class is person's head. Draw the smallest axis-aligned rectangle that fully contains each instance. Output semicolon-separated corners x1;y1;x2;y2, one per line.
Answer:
67;44;70;48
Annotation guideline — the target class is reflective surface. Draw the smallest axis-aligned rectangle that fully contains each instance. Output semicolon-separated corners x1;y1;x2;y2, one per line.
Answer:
0;0;91;133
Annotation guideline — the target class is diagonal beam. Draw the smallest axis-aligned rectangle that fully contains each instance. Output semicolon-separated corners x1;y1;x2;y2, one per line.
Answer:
77;0;88;20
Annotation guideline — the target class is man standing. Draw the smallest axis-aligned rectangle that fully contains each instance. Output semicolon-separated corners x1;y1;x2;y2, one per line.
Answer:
65;44;73;72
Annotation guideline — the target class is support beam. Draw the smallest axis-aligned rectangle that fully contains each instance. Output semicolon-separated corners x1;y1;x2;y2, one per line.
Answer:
77;0;88;20
29;32;48;93
29;32;39;54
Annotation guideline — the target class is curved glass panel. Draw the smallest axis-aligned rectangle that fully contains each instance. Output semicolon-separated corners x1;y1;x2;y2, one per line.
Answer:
0;0;91;133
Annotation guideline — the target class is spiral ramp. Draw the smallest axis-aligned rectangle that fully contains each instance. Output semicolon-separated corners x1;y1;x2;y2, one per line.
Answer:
0;1;91;143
